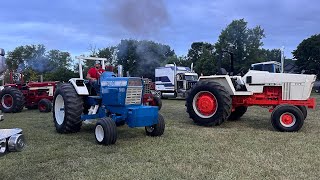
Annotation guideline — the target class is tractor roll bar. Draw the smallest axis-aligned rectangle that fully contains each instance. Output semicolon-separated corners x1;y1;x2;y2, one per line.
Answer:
75;56;108;79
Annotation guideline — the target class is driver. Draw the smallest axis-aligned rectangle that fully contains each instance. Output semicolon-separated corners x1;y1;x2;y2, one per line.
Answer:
86;60;105;94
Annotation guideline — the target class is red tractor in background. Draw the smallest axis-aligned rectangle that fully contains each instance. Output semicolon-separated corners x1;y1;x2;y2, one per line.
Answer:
0;72;58;113
142;78;162;110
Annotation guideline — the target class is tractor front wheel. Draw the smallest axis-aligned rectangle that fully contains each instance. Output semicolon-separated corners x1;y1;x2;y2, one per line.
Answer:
0;87;25;113
186;81;232;126
95;117;117;145
0;139;7;154
152;96;162;110
145;113;165;136
38;99;52;113
271;104;304;132
53;83;83;133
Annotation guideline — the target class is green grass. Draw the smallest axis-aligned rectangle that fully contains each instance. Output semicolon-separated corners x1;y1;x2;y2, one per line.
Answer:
1;95;320;179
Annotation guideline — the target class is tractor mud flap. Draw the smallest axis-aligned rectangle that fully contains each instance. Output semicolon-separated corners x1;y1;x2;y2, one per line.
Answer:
127;106;158;128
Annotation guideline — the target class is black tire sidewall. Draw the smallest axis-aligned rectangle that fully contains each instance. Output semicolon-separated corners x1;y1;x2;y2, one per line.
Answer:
145;113;165;136
38;99;52;112
95;118;117;145
187;83;228;125
296;106;307;119
153;96;162;110
271;105;304;132
53;87;67;132
0;87;25;113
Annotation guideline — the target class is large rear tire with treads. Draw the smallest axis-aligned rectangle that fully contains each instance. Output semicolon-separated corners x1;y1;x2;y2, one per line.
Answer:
0;87;25;113
53;83;83;133
186;81;232;126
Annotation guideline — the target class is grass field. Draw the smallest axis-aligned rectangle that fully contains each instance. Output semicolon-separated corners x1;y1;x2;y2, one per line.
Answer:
1;95;320;180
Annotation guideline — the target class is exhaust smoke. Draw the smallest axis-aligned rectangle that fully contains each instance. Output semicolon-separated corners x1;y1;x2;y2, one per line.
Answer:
105;0;170;36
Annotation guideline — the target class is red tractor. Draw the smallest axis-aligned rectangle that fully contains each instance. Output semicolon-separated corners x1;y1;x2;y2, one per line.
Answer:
0;72;58;113
142;78;162;110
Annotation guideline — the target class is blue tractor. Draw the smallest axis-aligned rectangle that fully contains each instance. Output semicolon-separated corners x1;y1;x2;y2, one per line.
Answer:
52;57;165;145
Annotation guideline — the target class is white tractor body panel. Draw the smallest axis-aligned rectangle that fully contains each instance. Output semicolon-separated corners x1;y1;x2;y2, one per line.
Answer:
242;70;316;100
199;75;237;95
69;78;89;95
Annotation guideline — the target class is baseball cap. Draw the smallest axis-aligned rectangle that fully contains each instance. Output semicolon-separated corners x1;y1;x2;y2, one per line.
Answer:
95;60;100;64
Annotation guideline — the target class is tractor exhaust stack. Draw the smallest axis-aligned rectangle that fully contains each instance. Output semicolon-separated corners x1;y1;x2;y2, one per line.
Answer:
118;65;123;77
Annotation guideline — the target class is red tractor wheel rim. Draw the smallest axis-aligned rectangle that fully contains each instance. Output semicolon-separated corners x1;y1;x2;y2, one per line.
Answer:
193;91;218;118
39;104;46;111
280;113;296;127
2;94;13;109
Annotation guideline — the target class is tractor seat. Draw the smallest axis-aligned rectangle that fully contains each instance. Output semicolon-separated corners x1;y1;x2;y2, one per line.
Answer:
231;76;247;91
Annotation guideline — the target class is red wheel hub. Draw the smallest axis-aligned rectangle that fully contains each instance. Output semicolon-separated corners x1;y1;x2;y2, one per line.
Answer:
196;92;217;116
2;95;13;108
39;104;46;111
281;113;294;125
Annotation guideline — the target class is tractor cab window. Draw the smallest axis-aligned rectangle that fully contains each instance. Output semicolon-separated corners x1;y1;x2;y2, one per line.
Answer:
263;64;274;73
252;64;263;71
185;75;198;81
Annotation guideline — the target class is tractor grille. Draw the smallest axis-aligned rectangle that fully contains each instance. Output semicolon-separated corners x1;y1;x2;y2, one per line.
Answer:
143;78;152;94
126;87;143;105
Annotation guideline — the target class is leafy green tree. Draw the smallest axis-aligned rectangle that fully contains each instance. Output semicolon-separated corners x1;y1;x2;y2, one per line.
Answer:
5;44;76;82
187;42;215;75
293;34;320;77
259;48;281;62
44;50;77;82
215;19;265;73
166;55;191;67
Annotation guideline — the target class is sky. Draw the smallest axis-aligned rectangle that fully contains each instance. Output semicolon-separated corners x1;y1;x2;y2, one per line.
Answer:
0;0;319;58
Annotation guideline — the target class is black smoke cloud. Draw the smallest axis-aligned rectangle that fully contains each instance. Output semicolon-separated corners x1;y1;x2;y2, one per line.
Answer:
105;0;170;36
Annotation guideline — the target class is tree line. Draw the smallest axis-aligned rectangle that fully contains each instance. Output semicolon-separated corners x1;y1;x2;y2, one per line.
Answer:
3;19;320;82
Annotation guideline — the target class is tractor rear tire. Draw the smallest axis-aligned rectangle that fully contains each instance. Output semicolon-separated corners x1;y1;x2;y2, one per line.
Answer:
0;87;25;113
296;106;307;119
38;99;52;113
95;117;117;145
271;104;304;132
53;83;83;133
228;106;248;121
145;113;165;136
153;96;162;110
186;81;232;126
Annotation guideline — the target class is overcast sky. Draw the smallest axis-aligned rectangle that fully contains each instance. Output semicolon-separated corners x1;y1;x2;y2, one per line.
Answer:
1;0;319;58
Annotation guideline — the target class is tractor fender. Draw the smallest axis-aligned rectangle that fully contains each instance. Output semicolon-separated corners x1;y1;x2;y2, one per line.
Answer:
198;75;236;95
69;78;89;95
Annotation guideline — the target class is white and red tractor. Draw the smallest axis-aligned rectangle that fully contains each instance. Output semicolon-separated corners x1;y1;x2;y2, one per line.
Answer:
186;53;316;132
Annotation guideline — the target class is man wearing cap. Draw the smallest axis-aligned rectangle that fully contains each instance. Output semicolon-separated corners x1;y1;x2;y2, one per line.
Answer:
86;60;105;94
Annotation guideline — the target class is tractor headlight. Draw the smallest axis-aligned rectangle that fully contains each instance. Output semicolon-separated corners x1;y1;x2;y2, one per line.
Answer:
0;138;6;154
8;134;25;152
